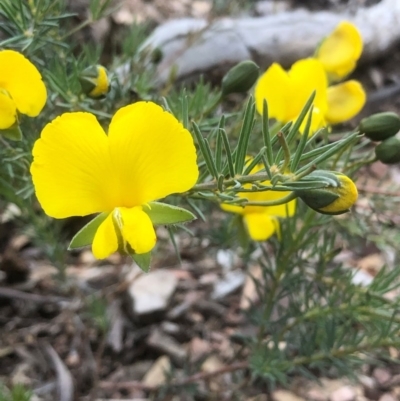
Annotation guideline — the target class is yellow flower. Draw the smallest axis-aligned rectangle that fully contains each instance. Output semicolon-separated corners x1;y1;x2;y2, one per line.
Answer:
221;163;296;241
296;172;358;215
0;50;47;130
31;101;199;259
79;65;110;98
316;21;363;81
254;58;366;132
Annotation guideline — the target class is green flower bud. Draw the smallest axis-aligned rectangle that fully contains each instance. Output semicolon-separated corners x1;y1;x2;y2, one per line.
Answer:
79;65;110;99
359;112;400;141
221;60;259;96
296;171;358;215
375;136;400;164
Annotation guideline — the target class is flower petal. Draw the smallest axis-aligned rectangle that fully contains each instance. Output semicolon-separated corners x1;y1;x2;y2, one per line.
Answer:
254;63;290;121
289;59;328;119
0;91;17;129
120;206;156;254
325;80;366;124
244;213;279;241
0;50;47;117
31;112;114;218
107;101;198;206
316;21;362;80
92;212;118;259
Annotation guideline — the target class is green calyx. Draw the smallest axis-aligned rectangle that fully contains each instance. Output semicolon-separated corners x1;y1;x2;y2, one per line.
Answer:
221;60;259;96
359;112;400;141
375;136;400;164
294;170;356;215
0;122;22;141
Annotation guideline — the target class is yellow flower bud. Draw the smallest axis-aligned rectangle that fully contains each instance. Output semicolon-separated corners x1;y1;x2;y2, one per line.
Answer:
375;137;400;164
79;65;110;98
359;112;400;141
222;60;259;96
296;171;358;215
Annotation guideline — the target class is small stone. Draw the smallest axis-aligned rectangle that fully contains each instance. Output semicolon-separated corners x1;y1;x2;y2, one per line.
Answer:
378;394;397;401
142;356;171;387
189;337;211;362
373;367;392;387
201;355;224;373
129;269;178;315
306;388;328;401
212;270;246;299
147;328;186;364
329;386;356;401
359;374;379;400
273;390;306;401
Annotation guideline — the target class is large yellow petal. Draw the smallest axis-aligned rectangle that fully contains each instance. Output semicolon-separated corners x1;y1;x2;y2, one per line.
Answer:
316;21;362;79
107;101;198;207
119;206;156;254
325;80;366;124
254;63;291;121
288;58;328;119
244;213;279;241
31;112;115;218
0;50;47;117
0;91;17;129
92;212;118;259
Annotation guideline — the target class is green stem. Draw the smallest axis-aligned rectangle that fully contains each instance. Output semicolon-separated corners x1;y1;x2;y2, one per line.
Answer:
277;131;291;172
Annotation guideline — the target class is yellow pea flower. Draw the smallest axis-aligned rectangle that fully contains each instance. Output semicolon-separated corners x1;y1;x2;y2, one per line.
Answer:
221;163;296;241
254;58;366;133
316;21;363;81
0;50;47;130
31;101;199;259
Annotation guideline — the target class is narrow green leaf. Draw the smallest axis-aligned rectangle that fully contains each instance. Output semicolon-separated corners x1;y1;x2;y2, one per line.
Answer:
168;226;181;265
262;100;274;166
290;107;313;171
143;202;196;225
243;146;266;175
220;127;235;178
192;122;219;178
68;212;108;249
297;132;359;174
181;91;189;129
286;91;315;145
131;251;151;272
235;96;256;174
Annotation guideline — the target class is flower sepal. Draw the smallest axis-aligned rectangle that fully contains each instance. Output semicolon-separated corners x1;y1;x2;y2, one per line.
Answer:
143;202;196;225
0;122;22;141
129;250;152;273
68;212;108;250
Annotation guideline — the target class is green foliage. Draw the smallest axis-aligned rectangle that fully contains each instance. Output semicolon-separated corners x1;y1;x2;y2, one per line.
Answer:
0;383;32;401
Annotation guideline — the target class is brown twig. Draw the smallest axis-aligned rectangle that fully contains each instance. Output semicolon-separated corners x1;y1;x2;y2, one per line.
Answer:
0;286;71;304
99;361;249;392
